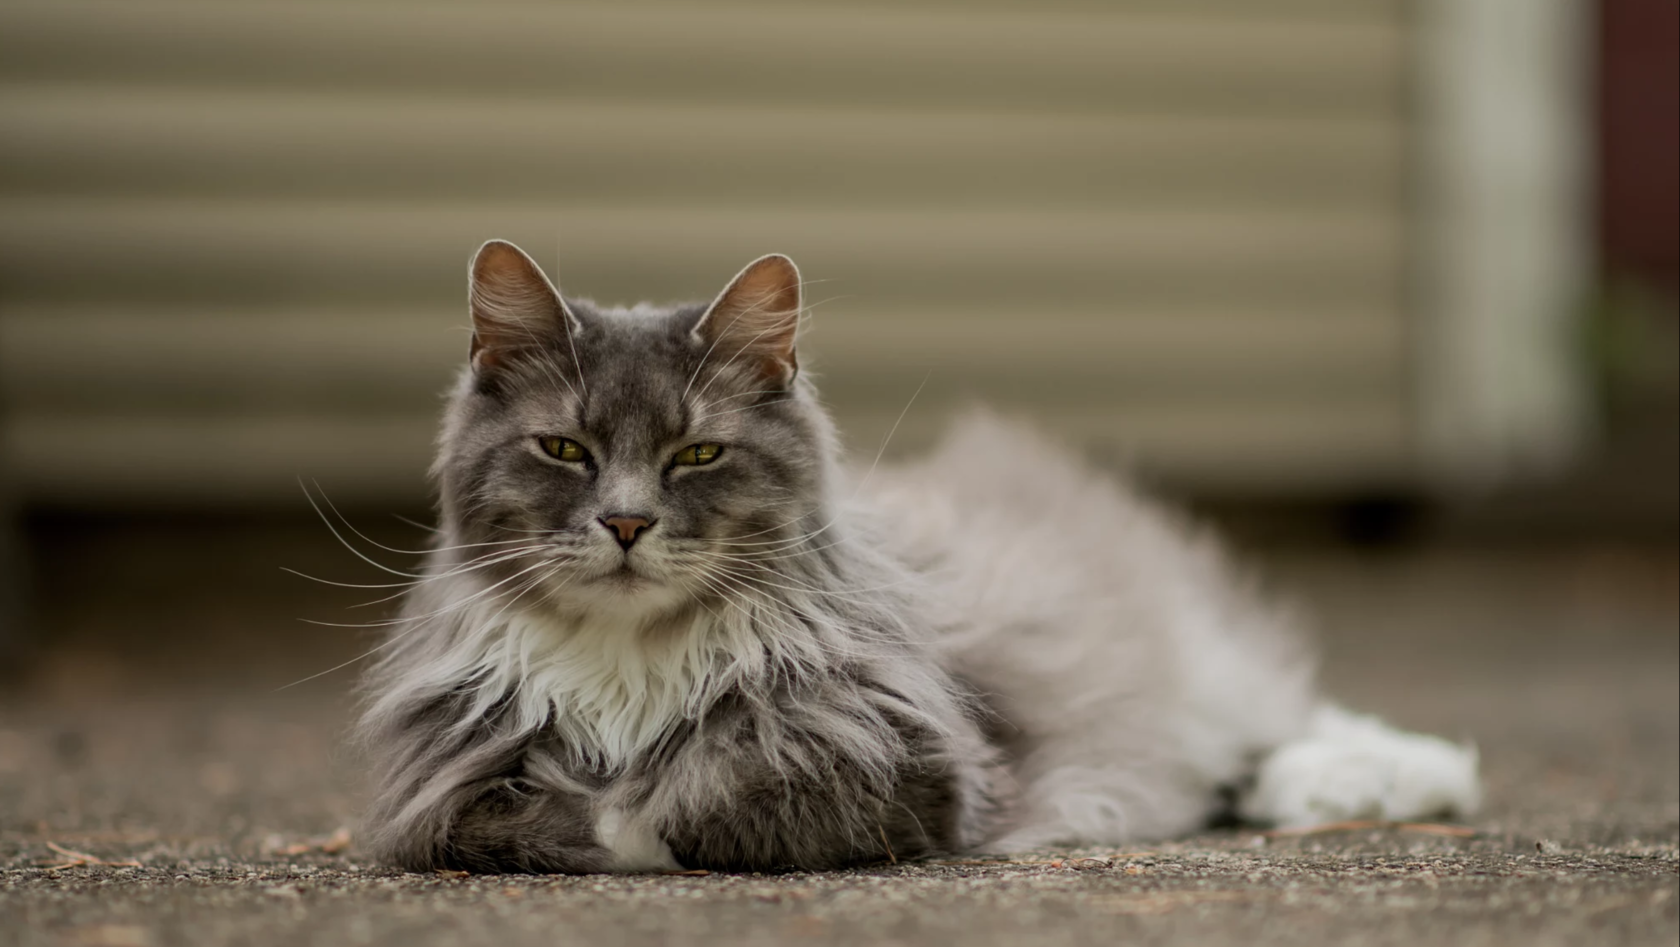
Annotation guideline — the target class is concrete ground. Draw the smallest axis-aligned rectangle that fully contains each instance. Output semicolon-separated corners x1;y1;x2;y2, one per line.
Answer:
1;523;1675;947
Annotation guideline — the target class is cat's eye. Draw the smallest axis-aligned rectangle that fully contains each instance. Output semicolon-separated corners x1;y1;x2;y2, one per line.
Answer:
672;443;723;466
538;436;589;463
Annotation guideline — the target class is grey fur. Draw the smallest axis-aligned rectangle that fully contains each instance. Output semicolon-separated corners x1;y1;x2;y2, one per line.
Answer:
352;241;1481;874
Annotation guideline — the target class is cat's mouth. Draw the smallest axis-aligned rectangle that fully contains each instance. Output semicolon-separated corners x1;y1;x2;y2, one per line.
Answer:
560;544;689;605
565;556;700;616
591;558;654;589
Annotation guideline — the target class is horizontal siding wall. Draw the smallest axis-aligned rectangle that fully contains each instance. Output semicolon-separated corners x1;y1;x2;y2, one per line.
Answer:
0;0;1416;504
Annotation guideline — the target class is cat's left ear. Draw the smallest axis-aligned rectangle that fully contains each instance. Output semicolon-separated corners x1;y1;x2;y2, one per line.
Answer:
692;254;802;386
467;239;584;373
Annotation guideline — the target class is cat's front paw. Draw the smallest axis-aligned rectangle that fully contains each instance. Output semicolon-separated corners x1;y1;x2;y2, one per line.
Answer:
1242;708;1480;828
594;808;682;872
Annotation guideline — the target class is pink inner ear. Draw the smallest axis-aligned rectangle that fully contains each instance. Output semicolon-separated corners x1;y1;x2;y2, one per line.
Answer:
702;255;802;383
727;257;801;321
467;241;569;364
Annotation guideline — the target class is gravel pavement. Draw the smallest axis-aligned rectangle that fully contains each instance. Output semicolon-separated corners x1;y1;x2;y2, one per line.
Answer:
2;537;1675;947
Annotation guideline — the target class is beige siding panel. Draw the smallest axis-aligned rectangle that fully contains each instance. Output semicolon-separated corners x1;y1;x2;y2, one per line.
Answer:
2;397;1409;505
0;2;1405;115
3;416;438;506
0;305;1404;412
839;401;1413;490
0;199;1400;308
0;87;1403;209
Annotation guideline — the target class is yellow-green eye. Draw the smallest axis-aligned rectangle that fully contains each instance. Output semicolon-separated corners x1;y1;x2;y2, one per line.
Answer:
673;443;723;466
538;436;588;463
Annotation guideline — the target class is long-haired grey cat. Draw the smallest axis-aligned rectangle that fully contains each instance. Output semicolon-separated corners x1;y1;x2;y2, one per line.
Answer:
354;241;1479;873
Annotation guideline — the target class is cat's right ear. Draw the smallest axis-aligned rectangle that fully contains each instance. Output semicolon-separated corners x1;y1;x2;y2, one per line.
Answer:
691;254;802;388
467;240;582;373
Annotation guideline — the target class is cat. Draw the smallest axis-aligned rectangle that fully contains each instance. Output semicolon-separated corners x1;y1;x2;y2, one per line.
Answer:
351;240;1481;873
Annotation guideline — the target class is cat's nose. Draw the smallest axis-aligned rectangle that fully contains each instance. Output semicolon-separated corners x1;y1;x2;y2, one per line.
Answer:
599;514;654;550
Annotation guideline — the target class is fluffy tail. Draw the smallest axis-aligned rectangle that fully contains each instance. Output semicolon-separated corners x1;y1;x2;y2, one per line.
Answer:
1240;705;1481;829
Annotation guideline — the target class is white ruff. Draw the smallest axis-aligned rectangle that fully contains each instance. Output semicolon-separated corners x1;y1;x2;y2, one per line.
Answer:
441;599;776;770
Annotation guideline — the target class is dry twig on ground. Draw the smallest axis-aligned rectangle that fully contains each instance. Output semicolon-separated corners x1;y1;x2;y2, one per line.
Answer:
39;841;142;871
270;827;353;857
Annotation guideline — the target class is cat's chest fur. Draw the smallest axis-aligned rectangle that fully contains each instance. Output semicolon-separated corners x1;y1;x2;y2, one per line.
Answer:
469;607;760;870
454;602;764;771
447;597;968;870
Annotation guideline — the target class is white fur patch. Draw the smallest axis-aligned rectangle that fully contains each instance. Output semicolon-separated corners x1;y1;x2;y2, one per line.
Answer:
1243;706;1482;828
442;603;775;770
594;809;680;872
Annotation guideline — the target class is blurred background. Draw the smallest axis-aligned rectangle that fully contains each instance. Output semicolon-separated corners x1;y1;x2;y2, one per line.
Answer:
0;0;1674;684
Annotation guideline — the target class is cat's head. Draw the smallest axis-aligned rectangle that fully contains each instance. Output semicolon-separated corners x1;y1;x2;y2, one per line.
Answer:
434;240;835;620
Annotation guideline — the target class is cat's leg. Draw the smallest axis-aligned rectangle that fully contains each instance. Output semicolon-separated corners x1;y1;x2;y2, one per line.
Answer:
360;708;654;874
440;777;618;873
375;775;619;874
656;756;963;871
646;697;981;871
1238;704;1481;829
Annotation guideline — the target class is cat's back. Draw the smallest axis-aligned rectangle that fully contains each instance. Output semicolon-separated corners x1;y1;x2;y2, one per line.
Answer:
860;408;1309;676
857;410;1318;843
859;408;1228;626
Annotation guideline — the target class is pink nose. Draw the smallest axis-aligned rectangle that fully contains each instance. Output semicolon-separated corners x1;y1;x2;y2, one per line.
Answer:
600;515;653;550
